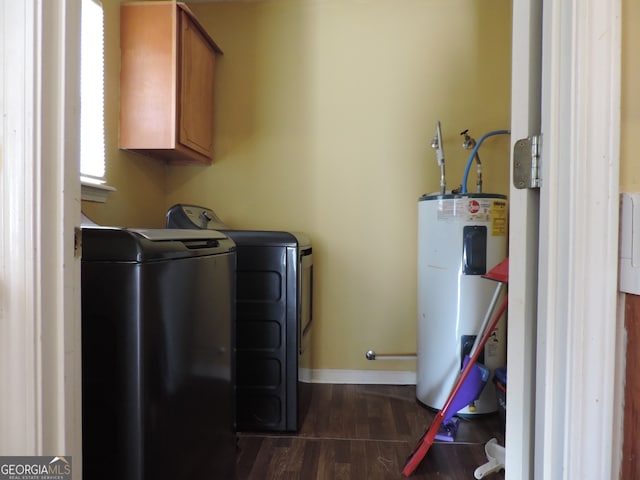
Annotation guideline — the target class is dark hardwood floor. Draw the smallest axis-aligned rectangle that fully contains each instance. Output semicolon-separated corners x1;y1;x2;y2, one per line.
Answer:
236;384;506;479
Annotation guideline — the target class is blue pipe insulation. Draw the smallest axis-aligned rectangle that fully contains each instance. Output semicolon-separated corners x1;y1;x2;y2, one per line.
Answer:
460;129;510;194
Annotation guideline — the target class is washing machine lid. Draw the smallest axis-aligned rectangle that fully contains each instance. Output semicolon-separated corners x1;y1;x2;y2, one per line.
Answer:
81;227;234;262
221;230;311;248
131;228;227;242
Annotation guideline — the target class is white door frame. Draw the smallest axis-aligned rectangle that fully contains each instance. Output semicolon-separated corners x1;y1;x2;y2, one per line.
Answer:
536;0;621;478
509;0;622;479
0;0;82;473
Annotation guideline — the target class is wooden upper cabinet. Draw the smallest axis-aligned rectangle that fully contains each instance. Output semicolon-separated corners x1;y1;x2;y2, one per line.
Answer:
119;2;222;164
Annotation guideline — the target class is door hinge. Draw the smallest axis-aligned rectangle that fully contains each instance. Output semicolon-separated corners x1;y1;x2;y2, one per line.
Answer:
74;227;82;258
513;134;541;189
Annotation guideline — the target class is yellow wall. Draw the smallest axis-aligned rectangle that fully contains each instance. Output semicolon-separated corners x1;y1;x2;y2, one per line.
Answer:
84;0;513;372
169;0;513;371
620;0;640;192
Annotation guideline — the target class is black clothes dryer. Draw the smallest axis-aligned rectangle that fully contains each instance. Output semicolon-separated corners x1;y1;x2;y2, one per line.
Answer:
81;227;236;480
166;204;313;432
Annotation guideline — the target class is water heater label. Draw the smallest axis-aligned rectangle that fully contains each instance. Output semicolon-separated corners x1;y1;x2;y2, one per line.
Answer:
437;198;492;222
491;200;507;236
435;198;507;236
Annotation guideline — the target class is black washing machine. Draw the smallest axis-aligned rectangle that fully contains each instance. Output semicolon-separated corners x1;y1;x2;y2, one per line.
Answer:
81;226;237;480
166;204;313;432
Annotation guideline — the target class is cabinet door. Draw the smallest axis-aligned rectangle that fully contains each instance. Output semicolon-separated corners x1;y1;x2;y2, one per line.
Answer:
120;3;176;151
178;11;216;160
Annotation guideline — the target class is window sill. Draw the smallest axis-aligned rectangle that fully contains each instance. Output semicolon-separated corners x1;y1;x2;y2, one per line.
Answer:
81;181;116;203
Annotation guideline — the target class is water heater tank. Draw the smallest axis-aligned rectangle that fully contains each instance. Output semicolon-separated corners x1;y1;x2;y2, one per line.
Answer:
416;193;507;414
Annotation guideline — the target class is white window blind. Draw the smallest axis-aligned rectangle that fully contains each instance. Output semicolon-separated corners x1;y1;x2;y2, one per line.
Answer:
80;0;105;185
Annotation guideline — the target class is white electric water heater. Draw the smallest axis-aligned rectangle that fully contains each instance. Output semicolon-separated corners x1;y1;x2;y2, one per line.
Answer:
416;193;507;414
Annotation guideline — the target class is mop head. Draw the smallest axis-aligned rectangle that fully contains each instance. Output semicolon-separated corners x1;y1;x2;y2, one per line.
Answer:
433;359;489;442
434;417;459;442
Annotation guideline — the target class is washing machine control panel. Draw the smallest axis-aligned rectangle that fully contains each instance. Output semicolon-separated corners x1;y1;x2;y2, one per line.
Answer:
167;204;228;230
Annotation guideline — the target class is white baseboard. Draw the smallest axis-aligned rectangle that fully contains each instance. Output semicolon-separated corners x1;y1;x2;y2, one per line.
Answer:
299;368;417;385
